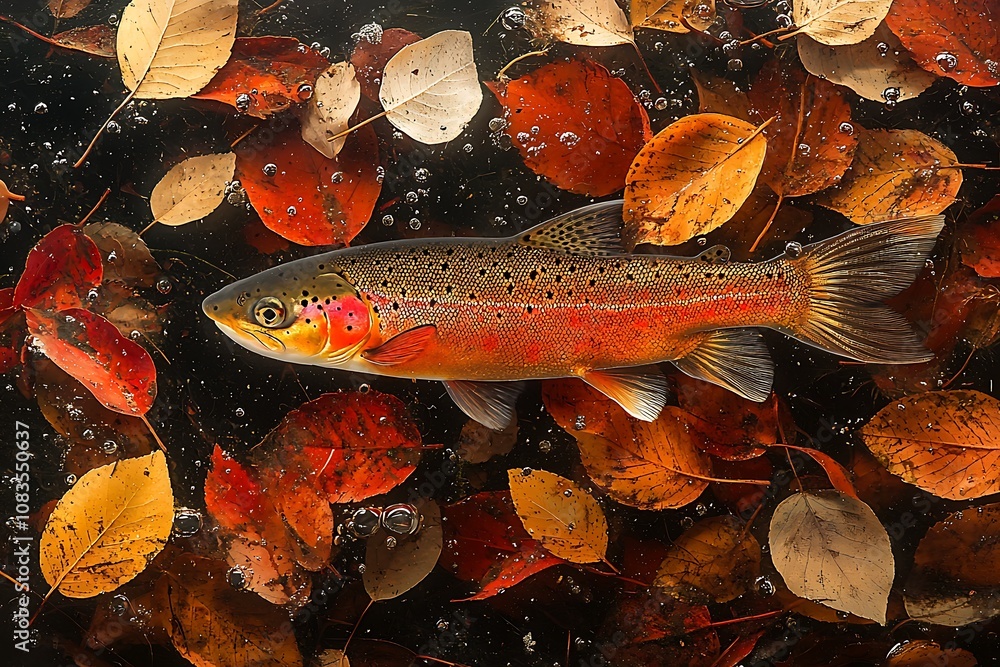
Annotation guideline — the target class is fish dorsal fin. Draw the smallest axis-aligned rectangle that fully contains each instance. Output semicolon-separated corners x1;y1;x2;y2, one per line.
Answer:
582;366;668;422
362;324;437;365
516;200;626;256
444;380;524;431
672;329;773;402
696;244;731;265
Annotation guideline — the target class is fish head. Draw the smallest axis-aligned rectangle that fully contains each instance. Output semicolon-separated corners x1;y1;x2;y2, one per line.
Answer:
202;262;374;366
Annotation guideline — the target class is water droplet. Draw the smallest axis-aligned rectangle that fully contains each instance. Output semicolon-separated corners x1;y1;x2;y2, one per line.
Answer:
654;97;669;111
82;428;95;441
695;236;708;246
500;6;526;30
385;535;398;549
235;93;252;113
33;102;48;114
358;383;371;393
262;163;277;177
110;594;129;616
876;42;889;56
297;84;314;101
382;503;422;535
784;241;803;258
173;508;203;537
839;122;854;135
227;565;249;590
405;191;419;204
727;58;743;72
414;167;429;182
516;195;528;206
106;121;121;134
155;277;172;294
463;143;474;153
521;467;533;476
488;117;508;133
936;52;959;72
409;218;421;230
538;439;552;452
287;205;297;217
66;473;77;485
563;489;573;497
235;407;245;417
775;13;792;28
101;440;118;455
882;86;901;104
108;13;119;26
375;166;386;183
381;214;394;226
574;415;586;430
961;100;978;116
330;171;344;184
755;576;775;596
348;507;381;538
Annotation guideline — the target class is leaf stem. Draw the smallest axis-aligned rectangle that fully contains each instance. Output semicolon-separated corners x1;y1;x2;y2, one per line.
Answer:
74;88;137;169
496;49;550;81
750;193;784;253
343;598;374;654
703;609;784;629
78;188;111;226
630;42;662;95
140;414;167;453
329;110;387;143
740;26;793;47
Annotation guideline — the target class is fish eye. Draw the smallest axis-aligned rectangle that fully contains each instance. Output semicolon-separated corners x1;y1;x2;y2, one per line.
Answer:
252;297;286;328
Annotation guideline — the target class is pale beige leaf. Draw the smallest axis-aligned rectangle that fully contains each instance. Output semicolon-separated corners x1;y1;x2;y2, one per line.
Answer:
797;24;937;102
316;649;350;667
40;451;173;598
379;30;483;144
301;62;361;159
769;490;893;624
791;0;893;45
527;0;634;46
150;153;236;227
860;390;1000;501
364;500;443;601
508;468;608;564
630;0;715;33
117;0;238;99
49;0;91;19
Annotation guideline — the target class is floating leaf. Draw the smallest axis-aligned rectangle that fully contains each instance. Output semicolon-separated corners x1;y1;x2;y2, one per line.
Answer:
623;113;769;246
797;24;937;103
350;28;422;101
526;0;634;46
814;127;961;224
489;59;651;197
860;390;1000;500
27;308;157;416
193;36;331;117
149;153;236;228
14;224;103;311
631;0;716;33
49;0;91;18
769;490;893;623
653;515;760;603
790;0;892;46
885;640;977;667
886;0;1000;87
301;62;361;158
40;451;172;598
378;30;483;144
465;541;563;601
364;500;443;601
54;25;116;58
507;468;608;564
236;123;381;246
904;503;1000;626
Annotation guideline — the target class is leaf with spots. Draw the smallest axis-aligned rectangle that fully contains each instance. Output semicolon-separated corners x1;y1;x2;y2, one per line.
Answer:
859;390;1000;500
83;222;160;289
788;0;893;46
525;0;634;46
631;0;716;34
14;224;103;311
959;194;1000;279
364;499;443;601
148;153;236;229
350;28;422;101
300;62;361;158
507;468;608;564
488;58;651;197
39;451;173;599
49;0;91;18
463;541;564;601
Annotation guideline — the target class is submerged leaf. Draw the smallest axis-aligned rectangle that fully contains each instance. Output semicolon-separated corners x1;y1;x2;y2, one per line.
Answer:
300;62;361;158
364;500;443;601
350;28;422;100
149;153;236;227
14;224;103;311
885;640;977;667
49;0;91;18
631;0;716;33
526;0;634;46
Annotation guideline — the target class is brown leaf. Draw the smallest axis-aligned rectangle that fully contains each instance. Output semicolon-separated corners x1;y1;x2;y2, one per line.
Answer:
456;414;518;464
49;0;91;18
364;499;443;601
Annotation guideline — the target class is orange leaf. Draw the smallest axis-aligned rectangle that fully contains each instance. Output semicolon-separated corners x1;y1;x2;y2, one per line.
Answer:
14;224;103;311
463;541;563;601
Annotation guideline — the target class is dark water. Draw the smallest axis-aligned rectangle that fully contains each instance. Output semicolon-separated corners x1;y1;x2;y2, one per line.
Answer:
1;0;1000;665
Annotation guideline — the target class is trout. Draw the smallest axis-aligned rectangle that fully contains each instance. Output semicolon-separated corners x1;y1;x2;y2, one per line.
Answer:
202;202;943;429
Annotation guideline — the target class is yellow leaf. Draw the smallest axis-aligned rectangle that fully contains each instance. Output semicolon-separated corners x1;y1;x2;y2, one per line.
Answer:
527;0;634;46
790;0;892;46
624;113;769;246
769;490;893;624
364;500;443;601
149;152;236;228
316;649;351;667
860;390;1000;500
117;0;238;99
301;62;361;159
507;468;608;564
40;450;173;598
630;0;715;34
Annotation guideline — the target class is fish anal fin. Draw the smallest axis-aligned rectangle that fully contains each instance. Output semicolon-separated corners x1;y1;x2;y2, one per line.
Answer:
361;324;437;366
582;366;668;422
672;329;774;402
444;380;524;431
517;200;625;256
696;244;731;265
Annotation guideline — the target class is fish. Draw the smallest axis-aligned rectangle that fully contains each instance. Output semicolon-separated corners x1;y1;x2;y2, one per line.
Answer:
202;201;944;430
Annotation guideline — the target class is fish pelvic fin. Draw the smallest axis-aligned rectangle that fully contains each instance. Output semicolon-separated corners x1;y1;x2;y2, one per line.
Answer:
444;380;524;431
582;366;669;421
784;215;945;364
672;329;774;402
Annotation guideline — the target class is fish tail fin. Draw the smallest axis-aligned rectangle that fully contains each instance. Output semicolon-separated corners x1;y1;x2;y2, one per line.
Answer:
785;215;945;364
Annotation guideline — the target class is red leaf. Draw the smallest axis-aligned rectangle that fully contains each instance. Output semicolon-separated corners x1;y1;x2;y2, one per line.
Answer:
193;37;330;118
489;59;651;197
14;224;103;311
777;444;859;500
204;445;266;531
714;630;766;667
350;28;422;101
0;346;17;374
236;123;382;246
257;390;422;504
960;194;1000;279
441;491;534;583
462;541;563;601
25;308;156;415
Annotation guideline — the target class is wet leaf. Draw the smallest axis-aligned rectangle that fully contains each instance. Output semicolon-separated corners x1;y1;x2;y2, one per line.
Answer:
40;451;172;598
747;60;857;197
797;24;937;103
350;28;422;101
782;445;858;499
507;468;608;564
885;640;978;667
316;649;350;667
300;62;361;158
55;25;117;58
364;499;443;601
193;36;330;117
886;0;1000;87
149;152;236;227
14;224;103;311
49;0;91;18
117;0;237;99
860;390;1000;500
790;0;892;46
691;70;751;121
904;503;1000;626
236;123;381;246
813;127;961;224
456;415;518;464
489;59;651;197
27;308;157;416
769;490;893;623
83;222;159;288
463;541;563;601
959;195;1000;278
379;30;483;144
631;0;716;33
526;0;634;46
653;515;760;604
623;113;769;246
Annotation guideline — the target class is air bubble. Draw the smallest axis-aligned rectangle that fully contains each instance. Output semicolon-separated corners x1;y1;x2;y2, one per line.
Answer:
173;508;203;537
414;167;429;182
297;84;314;101
262;163;278;177
784;241;803;258
500;6;526;30
287;206;297;217
516;195;528;206
839;122;854;135
405;191;419;204
227;565;249;590
936;52;959;72
409;218;421;230
381;214;394;226
235;93;252;113
331;171;344;184
34;102;48;114
235;407;245;417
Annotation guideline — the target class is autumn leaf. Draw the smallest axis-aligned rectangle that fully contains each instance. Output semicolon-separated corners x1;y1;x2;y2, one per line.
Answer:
489;59;651;197
959;194;1000;279
860;390;1000;500
623;113;770;246
885;640;978;667
788;0;893;46
0;17;116;58
316;649;350;667
463;542;563;601
193;36;331;117
364;500;443;601
653;515;760;604
813;127;962;224
631;0;716;33
691;70;751;121
49;0;91;18
769;490;893;623
148;153;236;229
507;468;608;564
14;224;103;311
300;62;361;158
456;415;518;464
83;222;159;288
40;451;172;598
526;0;634;46
350;28;422;101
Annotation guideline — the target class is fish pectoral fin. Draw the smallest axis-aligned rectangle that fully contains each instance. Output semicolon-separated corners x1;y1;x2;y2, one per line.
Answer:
361;324;437;366
444;380;524;431
516;200;626;256
582;366;668;422
672;329;774;402
696;244;731;265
